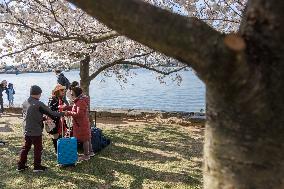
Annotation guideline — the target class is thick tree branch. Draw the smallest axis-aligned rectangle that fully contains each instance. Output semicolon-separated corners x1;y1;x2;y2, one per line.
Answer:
200;18;240;24
67;0;235;81
0;20;118;44
120;61;187;75
89;31;119;43
88;52;185;81
0;38;69;59
2;1;118;45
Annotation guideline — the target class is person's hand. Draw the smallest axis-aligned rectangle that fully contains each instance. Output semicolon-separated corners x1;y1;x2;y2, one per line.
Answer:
43;115;48;121
64;111;71;116
59;104;67;110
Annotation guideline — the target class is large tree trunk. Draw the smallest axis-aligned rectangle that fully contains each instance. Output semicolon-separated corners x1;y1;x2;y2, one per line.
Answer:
204;1;284;188
79;54;94;124
68;0;284;188
79;54;91;96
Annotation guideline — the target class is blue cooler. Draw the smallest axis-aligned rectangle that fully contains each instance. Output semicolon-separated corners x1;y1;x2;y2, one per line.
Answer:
57;137;78;165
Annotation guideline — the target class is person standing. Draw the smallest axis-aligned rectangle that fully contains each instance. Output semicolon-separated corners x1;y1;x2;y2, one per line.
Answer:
48;84;68;153
17;85;65;172
0;80;8;114
66;81;79;105
54;70;70;105
6;83;15;107
65;87;94;161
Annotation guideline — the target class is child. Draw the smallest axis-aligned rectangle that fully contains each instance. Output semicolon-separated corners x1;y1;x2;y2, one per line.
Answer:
17;85;65;172
6;83;15;107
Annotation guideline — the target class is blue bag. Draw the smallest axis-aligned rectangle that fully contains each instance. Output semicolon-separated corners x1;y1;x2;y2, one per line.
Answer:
90;112;111;153
91;127;102;153
57;118;78;165
57;137;78;165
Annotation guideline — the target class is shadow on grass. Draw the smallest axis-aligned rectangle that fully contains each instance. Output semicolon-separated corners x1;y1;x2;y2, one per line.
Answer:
0;112;22;118
0;123;203;188
0;124;14;132
70;156;201;189
106;124;204;161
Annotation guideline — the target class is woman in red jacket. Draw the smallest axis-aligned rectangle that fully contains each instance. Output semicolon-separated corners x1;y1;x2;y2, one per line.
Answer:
65;87;93;161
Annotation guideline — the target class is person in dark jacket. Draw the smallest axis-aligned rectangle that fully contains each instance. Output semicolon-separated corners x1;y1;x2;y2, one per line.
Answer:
0;80;8;114
48;84;68;153
17;85;65;172
55;70;70;105
0;80;8;144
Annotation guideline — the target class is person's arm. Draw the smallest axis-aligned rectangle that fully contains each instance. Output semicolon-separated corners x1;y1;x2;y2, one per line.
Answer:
39;102;65;118
66;101;87;118
63;105;73;111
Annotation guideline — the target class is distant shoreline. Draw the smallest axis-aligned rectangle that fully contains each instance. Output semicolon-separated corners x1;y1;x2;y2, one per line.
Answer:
0;70;72;74
1;69;205;113
4;106;206;121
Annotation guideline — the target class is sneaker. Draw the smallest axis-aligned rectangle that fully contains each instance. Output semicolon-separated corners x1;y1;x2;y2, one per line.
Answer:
17;165;29;172
89;152;95;157
78;155;90;161
33;165;48;172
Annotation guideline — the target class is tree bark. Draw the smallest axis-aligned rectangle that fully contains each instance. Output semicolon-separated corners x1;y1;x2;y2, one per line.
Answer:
204;1;284;188
79;54;95;124
79;54;91;96
68;0;284;188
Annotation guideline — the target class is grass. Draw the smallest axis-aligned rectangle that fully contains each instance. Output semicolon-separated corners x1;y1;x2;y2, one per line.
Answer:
0;117;204;189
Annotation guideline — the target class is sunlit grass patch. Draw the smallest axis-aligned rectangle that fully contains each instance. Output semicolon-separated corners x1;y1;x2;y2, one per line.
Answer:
0;121;204;189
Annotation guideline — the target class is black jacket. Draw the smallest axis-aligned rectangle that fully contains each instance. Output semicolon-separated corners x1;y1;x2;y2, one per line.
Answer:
0;84;7;97
48;97;67;134
22;97;64;136
57;73;70;89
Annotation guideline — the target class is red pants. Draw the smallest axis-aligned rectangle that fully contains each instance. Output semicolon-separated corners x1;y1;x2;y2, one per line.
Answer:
18;135;43;168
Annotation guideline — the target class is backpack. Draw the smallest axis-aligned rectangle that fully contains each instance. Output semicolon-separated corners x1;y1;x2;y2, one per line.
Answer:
77;111;111;153
90;127;111;153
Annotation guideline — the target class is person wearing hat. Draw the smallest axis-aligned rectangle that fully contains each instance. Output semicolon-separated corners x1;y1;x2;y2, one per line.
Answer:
47;84;68;153
54;70;70;105
17;85;65;172
0;80;8;114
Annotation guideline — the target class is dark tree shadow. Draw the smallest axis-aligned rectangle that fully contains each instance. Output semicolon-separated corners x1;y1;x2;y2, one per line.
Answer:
0;124;14;132
0;122;203;189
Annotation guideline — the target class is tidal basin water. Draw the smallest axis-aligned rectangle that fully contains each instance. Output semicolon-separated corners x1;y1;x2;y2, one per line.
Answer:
0;69;205;112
